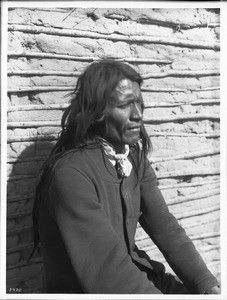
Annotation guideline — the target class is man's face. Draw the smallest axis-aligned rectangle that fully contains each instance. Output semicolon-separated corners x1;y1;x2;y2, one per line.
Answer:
103;78;143;152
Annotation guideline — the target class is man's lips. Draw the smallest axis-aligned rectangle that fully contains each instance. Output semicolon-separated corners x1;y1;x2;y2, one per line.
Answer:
127;125;141;131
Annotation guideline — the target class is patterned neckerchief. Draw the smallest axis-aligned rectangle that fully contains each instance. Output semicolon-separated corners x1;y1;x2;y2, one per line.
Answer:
97;138;132;178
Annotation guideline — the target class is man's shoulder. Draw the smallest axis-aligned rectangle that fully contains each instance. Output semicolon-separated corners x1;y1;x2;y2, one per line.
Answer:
129;144;147;166
54;147;102;170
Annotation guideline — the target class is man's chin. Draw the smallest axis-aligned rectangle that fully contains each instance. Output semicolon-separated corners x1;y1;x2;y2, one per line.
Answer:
125;135;140;146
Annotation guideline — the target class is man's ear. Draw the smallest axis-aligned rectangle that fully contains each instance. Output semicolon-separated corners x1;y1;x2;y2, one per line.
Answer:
95;113;105;122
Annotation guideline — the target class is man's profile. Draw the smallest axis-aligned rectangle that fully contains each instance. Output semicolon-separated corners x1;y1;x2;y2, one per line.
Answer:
30;59;220;294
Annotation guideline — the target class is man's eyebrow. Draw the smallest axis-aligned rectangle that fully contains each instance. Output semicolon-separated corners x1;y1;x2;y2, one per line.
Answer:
115;97;143;107
124;93;142;100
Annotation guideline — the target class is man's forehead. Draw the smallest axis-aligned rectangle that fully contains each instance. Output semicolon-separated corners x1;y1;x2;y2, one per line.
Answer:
115;78;140;94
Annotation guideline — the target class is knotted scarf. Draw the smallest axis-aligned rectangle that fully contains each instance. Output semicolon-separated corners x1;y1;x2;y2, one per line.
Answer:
97;138;132;178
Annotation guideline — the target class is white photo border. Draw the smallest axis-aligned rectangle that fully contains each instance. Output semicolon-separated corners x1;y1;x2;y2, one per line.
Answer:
1;1;226;299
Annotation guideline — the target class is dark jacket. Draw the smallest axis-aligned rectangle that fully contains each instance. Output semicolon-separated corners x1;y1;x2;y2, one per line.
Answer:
38;146;218;293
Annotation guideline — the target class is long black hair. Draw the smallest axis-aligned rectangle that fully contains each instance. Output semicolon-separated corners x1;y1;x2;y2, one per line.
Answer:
30;59;151;260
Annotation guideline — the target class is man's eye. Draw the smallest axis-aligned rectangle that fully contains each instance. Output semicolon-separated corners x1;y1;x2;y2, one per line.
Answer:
119;104;129;109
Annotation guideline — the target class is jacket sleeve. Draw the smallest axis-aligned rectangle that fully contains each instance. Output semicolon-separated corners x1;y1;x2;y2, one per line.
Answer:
139;157;219;293
46;165;162;294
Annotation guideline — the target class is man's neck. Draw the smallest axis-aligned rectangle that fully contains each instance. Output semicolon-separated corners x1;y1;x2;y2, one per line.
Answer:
114;145;126;154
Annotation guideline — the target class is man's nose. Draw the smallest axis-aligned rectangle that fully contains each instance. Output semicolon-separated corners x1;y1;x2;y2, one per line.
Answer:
131;102;143;120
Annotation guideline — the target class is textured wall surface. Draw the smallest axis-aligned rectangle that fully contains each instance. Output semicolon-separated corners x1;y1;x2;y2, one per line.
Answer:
7;7;220;293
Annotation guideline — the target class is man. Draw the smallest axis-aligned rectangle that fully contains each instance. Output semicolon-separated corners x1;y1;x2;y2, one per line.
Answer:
32;59;220;294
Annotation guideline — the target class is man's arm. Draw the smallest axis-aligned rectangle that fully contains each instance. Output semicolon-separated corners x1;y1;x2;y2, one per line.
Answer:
46;165;162;294
139;158;220;294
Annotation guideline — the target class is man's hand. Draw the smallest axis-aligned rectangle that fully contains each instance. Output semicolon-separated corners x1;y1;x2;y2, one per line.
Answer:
204;285;221;294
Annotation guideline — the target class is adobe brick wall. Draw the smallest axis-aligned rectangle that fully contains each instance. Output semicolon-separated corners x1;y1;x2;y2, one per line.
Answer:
7;7;220;293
